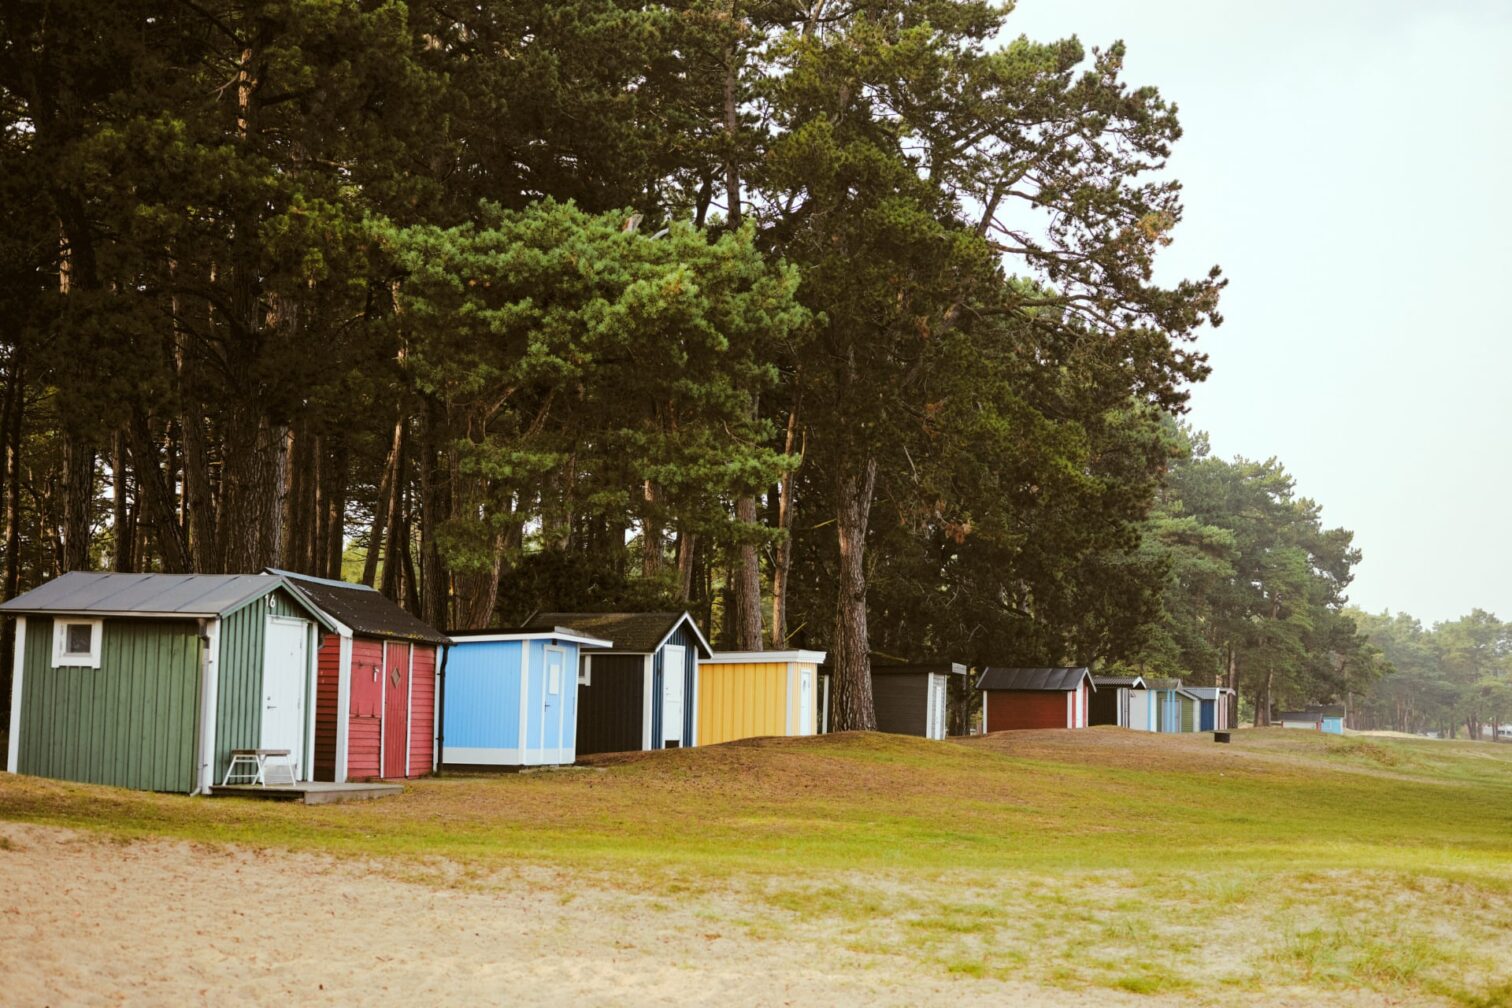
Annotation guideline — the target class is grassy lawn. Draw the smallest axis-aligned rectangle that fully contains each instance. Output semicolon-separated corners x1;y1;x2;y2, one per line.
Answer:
4;727;1512;1004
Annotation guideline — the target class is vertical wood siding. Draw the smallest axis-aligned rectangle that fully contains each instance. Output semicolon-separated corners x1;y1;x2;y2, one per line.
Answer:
1180;696;1196;732
443;640;524;751
18;616;201;792
871;673;929;737
648;626;701;748
985;691;1068;731
407;644;436;775
215;589;308;782
696;661;788;746
313;632;343;780
347;638;385;779
382;641;410;776
577;653;645;756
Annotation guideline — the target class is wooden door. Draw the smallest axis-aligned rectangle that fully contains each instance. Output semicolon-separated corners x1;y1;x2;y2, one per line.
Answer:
383;641;410;777
661;645;686;745
262;617;309;778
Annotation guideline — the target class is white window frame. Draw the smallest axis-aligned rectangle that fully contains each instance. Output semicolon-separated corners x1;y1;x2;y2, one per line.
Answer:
52;617;103;669
579;653;592;687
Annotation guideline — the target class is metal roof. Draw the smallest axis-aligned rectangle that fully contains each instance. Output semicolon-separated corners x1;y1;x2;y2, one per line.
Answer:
0;571;327;622
1145;677;1185;691
976;667;1095;692
1277;705;1345;720
271;569;450;646
1093;675;1147;689
526;611;712;658
1184;686;1235;701
871;661;969;677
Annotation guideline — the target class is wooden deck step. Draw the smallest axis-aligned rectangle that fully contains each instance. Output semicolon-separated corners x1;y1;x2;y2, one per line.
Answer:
209;781;403;805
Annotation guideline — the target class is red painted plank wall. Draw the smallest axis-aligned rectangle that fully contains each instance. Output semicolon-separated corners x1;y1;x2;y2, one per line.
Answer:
407;645;437;777
313;633;342;781
347;638;385;780
986;690;1070;731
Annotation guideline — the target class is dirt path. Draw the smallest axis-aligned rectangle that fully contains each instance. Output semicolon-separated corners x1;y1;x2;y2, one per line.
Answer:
0;822;1104;1007
0;822;1419;1008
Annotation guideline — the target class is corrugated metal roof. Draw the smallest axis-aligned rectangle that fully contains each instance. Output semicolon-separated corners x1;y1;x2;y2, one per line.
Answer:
1145;677;1185;691
272;570;450;646
976;666;1094;692
0;571;294;618
1184;686;1234;700
527;611;712;657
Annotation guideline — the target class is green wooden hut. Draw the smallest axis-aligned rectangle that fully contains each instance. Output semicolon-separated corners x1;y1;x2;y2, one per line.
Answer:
2;572;336;794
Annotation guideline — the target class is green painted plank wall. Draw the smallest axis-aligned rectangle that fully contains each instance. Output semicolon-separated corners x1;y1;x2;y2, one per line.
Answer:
18;616;202;792
215;588;309;782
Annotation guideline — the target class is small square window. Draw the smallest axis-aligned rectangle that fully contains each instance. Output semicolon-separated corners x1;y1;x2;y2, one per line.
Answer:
52;618;103;669
66;623;94;655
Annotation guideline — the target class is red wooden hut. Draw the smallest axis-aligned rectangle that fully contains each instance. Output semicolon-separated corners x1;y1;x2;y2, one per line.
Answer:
273;570;451;781
977;667;1095;731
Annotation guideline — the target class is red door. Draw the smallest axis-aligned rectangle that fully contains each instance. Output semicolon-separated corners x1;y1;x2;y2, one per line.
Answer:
383;642;411;778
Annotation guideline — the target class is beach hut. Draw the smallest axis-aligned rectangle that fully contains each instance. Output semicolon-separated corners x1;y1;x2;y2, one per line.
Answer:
527;611;712;755
441;625;612;768
976;667;1095;731
1089;675;1148;728
696;650;828;745
270;570;451;782
1185;686;1236;732
1;571;336;793
1147;678;1200;732
866;661;968;739
1275;706;1345;734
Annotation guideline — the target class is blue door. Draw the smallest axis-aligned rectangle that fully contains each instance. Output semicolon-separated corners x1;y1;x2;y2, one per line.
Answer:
1199;700;1215;731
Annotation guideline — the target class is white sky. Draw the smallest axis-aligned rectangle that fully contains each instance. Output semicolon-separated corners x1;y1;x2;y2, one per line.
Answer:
1007;0;1512;626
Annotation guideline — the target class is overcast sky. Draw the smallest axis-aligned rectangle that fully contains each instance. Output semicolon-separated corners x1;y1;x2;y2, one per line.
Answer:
1006;0;1512;626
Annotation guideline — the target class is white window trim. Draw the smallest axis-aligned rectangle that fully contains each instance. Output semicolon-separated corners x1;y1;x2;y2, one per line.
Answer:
579;653;592;687
52;617;103;669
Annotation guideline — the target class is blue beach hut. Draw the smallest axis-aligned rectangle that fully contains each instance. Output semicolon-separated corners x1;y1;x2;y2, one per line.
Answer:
1185;686;1236;731
441;625;612;768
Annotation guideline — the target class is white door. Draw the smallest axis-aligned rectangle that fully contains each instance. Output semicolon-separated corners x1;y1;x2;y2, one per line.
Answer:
262;617;309;777
929;674;948;740
662;645;686;746
1128;691;1149;731
798;667;815;735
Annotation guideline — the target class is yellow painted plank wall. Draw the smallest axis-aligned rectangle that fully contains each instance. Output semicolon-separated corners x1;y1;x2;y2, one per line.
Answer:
697;662;789;745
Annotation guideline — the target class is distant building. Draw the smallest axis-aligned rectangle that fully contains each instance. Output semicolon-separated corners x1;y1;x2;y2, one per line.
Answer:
1274;705;1345;735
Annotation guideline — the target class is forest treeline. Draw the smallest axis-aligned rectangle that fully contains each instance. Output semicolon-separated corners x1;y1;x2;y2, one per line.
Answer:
0;1;1501;734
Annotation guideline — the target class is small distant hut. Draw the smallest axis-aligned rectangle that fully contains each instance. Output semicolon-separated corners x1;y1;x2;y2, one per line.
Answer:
697;650;828;745
1275;705;1345;734
441;625;612;769
976;667;1095;731
868;661;968;739
1184;686;1236;732
527;611;712;755
1089;675;1148;728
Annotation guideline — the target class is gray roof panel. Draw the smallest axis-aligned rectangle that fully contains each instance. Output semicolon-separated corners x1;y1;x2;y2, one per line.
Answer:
976;666;1094;692
527;611;712;657
1;571;300;619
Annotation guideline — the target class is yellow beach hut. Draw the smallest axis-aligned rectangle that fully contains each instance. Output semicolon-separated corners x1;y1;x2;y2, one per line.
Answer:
696;650;828;745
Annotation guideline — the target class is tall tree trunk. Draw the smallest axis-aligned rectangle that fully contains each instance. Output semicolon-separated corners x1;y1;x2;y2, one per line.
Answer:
641;479;662;579
380;458;407;601
730;494;763;649
675;530;698;603
218;414;290;573
770;406;802;648
126;409;193;573
363;417;404;587
111;431;134;572
60;432;93;571
828;455;878;731
323;435;348;580
0;358;21;733
417;400;446;629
